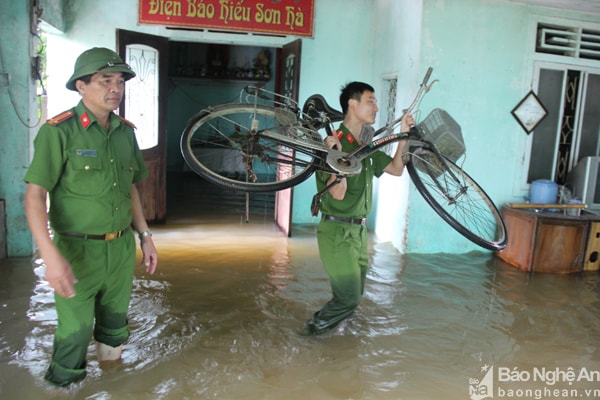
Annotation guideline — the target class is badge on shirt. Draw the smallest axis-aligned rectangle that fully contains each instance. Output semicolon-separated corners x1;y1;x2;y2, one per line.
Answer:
76;150;97;157
80;112;91;128
335;129;356;144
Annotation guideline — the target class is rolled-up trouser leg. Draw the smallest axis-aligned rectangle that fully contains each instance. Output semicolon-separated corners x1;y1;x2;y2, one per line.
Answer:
44;233;134;386
93;234;135;348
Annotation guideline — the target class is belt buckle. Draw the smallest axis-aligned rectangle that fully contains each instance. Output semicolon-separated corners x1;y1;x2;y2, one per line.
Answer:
104;231;118;240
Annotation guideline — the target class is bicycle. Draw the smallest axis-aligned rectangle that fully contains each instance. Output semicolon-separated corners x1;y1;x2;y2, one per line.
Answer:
180;68;508;251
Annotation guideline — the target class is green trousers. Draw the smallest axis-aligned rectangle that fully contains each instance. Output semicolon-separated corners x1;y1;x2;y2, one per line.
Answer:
45;232;135;386
306;218;369;334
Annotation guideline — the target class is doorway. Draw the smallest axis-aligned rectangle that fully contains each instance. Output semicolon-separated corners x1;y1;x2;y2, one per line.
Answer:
117;30;302;232
165;40;278;222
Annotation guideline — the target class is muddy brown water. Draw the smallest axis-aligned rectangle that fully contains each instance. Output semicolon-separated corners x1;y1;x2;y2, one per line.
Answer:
1;177;599;399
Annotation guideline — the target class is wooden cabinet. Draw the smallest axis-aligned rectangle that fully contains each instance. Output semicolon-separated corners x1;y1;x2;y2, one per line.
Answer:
497;207;600;274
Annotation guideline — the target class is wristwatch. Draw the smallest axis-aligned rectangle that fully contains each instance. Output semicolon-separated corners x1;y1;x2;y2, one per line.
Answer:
138;230;152;240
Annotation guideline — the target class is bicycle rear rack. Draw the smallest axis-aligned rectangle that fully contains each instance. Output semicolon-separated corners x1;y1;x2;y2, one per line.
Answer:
242;85;299;113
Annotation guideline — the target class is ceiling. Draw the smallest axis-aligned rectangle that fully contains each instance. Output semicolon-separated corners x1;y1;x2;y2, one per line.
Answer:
509;0;600;13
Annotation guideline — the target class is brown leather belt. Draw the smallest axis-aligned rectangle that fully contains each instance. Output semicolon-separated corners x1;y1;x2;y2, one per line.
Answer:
61;227;129;241
323;215;367;225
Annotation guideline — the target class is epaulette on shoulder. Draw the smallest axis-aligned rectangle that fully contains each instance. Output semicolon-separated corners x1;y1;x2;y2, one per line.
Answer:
118;116;137;129
47;110;75;126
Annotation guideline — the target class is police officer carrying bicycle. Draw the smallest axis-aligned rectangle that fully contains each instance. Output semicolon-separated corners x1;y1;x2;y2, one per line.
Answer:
304;81;414;335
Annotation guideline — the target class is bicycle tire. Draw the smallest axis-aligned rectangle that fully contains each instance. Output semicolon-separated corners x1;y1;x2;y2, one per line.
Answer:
406;147;507;251
180;104;322;192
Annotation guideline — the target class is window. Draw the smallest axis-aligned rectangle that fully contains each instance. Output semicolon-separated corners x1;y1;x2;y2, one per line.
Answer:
528;65;600;184
380;77;398;155
536;23;600;61
527;20;600;185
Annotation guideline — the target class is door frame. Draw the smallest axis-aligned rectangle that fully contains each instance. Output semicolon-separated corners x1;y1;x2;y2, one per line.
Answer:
117;29;169;223
274;39;302;237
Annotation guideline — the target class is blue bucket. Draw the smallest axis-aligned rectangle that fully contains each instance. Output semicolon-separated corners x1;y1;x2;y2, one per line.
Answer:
530;179;558;204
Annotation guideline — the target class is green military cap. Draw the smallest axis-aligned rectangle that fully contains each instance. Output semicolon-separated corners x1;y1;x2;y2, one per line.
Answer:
66;47;136;91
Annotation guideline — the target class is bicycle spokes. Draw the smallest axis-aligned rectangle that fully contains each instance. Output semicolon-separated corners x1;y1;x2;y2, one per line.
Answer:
407;147;507;251
181;104;320;192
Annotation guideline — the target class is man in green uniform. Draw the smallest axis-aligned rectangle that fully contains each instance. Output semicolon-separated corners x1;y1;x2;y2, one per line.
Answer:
304;81;415;335
24;47;158;386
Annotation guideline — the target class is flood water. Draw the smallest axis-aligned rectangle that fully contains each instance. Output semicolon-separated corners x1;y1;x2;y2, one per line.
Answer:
1;176;600;399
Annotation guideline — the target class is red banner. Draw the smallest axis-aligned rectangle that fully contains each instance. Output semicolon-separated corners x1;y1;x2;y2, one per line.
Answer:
139;0;314;37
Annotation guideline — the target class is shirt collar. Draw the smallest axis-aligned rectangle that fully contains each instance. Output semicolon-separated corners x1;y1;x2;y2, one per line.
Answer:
337;124;358;146
74;101;120;131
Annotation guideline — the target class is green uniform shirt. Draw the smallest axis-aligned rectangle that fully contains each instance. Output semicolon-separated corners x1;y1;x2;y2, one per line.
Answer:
316;124;392;218
24;101;148;234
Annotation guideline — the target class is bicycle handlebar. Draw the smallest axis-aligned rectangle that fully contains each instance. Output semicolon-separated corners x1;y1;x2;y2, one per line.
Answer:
371;67;436;138
421;67;433;87
404;66;436;115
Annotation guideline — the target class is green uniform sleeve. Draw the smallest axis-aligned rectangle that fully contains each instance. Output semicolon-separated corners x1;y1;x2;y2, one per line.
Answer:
24;123;67;191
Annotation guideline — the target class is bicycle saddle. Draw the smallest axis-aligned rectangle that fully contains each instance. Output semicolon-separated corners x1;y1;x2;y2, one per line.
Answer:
302;94;344;128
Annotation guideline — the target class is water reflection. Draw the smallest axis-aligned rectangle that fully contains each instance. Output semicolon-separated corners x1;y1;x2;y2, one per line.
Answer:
1;220;600;399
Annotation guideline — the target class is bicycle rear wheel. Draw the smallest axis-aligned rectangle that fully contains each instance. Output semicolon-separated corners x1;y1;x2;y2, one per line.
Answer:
180;104;322;192
406;147;507;251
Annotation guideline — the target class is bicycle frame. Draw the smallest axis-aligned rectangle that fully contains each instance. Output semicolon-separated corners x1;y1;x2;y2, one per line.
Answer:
243;69;468;199
179;67;507;250
306;67;470;215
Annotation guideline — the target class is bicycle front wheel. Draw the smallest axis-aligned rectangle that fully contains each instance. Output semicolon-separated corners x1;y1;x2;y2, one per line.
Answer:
406;147;507;251
181;104;322;192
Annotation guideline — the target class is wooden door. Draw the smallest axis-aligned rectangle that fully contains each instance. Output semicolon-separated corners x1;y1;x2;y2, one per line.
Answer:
274;39;302;237
117;29;169;223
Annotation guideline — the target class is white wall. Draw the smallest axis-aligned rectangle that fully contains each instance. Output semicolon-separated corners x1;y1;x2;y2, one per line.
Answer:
369;0;424;252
